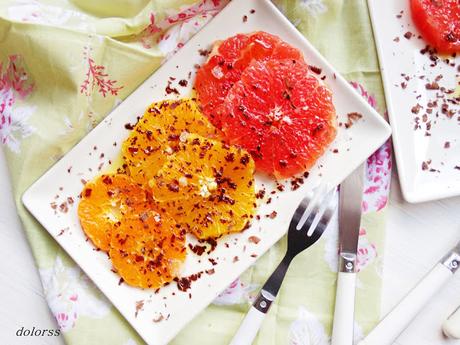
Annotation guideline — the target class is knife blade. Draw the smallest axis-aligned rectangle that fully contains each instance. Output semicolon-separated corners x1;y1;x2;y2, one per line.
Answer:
331;164;365;345
338;164;365;271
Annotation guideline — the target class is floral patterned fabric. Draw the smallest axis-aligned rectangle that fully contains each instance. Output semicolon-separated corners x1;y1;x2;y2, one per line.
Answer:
0;1;391;344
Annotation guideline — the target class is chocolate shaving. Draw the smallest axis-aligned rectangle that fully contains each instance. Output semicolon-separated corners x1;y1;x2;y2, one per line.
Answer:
345;112;363;128
153;313;164;323
248;236;261;244
135;300;144;318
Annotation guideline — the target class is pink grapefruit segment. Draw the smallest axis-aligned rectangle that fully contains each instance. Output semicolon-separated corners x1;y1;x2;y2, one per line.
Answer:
221;58;337;178
195;31;303;129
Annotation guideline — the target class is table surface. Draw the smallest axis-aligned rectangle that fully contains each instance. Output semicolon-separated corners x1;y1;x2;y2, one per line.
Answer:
1;146;460;345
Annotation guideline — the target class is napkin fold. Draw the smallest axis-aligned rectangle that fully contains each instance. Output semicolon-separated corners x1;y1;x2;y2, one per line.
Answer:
0;1;391;344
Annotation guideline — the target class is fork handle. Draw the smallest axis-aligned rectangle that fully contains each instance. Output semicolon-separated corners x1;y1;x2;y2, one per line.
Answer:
229;290;275;345
331;271;357;345
229;305;266;345
230;255;292;345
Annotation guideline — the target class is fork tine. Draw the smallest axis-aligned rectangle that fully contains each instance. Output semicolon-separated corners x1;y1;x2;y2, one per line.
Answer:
292;193;312;227
306;186;337;236
308;194;336;242
295;183;328;231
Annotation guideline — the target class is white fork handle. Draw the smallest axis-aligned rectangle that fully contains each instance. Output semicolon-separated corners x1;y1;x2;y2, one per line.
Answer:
331;272;357;345
358;263;453;345
229;306;266;345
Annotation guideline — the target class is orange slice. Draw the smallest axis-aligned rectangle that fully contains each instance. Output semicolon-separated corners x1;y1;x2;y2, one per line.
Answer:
149;133;256;239
122;99;218;186
109;210;186;289
78;174;149;251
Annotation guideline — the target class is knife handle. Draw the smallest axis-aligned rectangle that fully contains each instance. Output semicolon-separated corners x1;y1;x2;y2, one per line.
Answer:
331;255;357;345
358;262;456;345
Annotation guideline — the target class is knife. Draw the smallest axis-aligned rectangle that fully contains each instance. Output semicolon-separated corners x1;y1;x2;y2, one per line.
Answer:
331;164;365;345
358;240;460;345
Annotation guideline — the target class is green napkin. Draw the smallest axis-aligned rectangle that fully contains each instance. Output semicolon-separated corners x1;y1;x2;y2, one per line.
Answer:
0;1;391;344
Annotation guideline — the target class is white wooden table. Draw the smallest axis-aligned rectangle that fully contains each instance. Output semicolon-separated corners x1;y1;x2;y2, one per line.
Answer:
1;146;460;345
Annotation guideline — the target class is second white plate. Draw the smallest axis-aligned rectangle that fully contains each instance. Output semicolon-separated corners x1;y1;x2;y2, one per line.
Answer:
369;0;460;203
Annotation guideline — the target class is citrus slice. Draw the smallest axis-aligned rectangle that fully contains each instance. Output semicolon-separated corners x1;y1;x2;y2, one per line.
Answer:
410;0;460;54
122;99;217;185
109;210;186;289
149;134;256;239
78;174;149;251
221;58;337;178
195;31;303;129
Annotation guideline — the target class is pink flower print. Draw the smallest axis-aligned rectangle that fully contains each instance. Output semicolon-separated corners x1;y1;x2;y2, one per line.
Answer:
147;13;161;34
0;89;14;132
374;195;388;212
55;311;77;332
39;256;110;333
0;55;34;98
350;81;377;110
350;81;392;213
140;0;228;51
213;278;258;305
356;229;378;272
165;0;224;25
324;226;378;273
80;47;123;97
0;55;36;153
363;141;392;212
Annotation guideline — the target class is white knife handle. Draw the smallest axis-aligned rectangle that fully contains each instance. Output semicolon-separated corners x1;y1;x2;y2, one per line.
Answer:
442;305;460;339
229;306;266;345
331;271;357;345
358;262;454;345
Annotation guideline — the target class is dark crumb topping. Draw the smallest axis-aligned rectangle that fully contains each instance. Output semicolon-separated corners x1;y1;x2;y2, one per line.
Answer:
135;300;144;318
153;313;165;323
174;272;203;292
165;81;180;95
255;189;266;199
344;112;363;128
266;211;277;219
188;243;207;256
198;49;211;57
309;65;322;75
248;236;260;244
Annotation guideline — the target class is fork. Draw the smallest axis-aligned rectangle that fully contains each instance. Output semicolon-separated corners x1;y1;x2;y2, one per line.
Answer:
229;184;337;345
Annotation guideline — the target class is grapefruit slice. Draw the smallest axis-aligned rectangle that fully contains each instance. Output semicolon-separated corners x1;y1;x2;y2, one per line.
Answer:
109;210;186;288
410;0;460;54
78;174;150;251
149;133;256;239
195;31;303;129
221;58;337;178
122;99;217;186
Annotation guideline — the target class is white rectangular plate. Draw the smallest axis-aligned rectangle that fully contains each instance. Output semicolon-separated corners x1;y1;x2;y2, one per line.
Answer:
368;0;460;203
22;0;391;344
